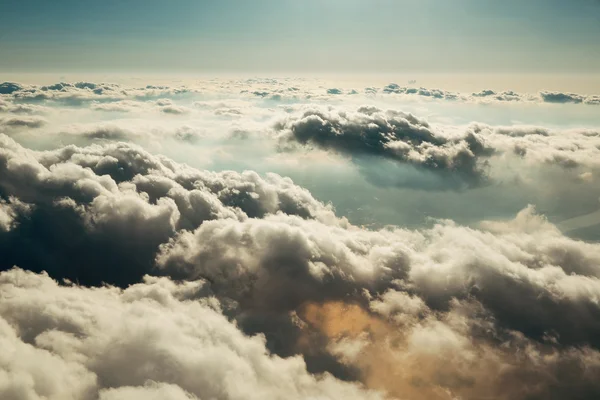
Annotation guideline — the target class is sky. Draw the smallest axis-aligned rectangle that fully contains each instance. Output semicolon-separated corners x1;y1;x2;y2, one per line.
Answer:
2;0;600;73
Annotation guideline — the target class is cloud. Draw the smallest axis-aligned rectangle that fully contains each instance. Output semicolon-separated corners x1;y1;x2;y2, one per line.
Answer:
155;205;600;345
274;106;494;189
154;205;600;398
306;297;600;400
472;89;523;102
0;134;340;287
0;135;600;397
1;78;600;399
0;268;383;400
1;78;599;110
91;99;193;115
274;108;600;189
99;383;201;400
0;99;50;115
0;116;47;129
27;122;208;146
0;197;31;232
0;82;23;95
381;83;600;105
471;124;600;170
4;81;600;194
2;81;196;106
90;100;147;113
155;99;192;115
156;214;404;309
383;84;453;100
540;91;600;105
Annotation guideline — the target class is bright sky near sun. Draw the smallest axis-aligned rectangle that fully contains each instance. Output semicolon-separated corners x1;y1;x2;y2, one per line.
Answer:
1;0;600;74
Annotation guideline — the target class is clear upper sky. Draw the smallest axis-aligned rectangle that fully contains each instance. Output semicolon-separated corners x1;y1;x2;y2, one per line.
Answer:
1;0;599;73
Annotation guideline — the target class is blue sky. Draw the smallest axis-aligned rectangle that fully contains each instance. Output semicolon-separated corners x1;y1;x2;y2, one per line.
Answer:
1;0;599;73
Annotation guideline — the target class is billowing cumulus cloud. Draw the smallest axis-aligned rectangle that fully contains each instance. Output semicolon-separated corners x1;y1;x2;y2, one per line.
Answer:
0;134;340;286
274;106;494;189
1;78;600;399
271;106;600;191
382;84;457;100
0;268;383;400
276;107;600;188
156;205;600;346
2;133;600;397
540;91;600;105
2;80;600;241
154;205;600;399
0;82;23;95
471;124;600;171
0;197;30;232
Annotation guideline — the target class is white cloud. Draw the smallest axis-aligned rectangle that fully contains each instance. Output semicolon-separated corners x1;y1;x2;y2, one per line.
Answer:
1;77;600;399
0;268;383;400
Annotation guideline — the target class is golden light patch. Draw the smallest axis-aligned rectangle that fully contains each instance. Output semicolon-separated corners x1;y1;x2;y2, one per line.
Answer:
296;300;528;400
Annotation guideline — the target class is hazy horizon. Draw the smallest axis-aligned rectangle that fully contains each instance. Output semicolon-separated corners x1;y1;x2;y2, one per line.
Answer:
3;0;600;74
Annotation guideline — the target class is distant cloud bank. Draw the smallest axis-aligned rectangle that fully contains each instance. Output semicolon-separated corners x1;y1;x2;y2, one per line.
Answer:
2;80;600;106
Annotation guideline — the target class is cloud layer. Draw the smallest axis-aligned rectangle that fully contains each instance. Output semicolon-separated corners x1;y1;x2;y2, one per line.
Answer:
275;106;494;189
1;78;600;399
0;268;383;400
1;133;600;398
2;79;600;106
272;105;600;192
